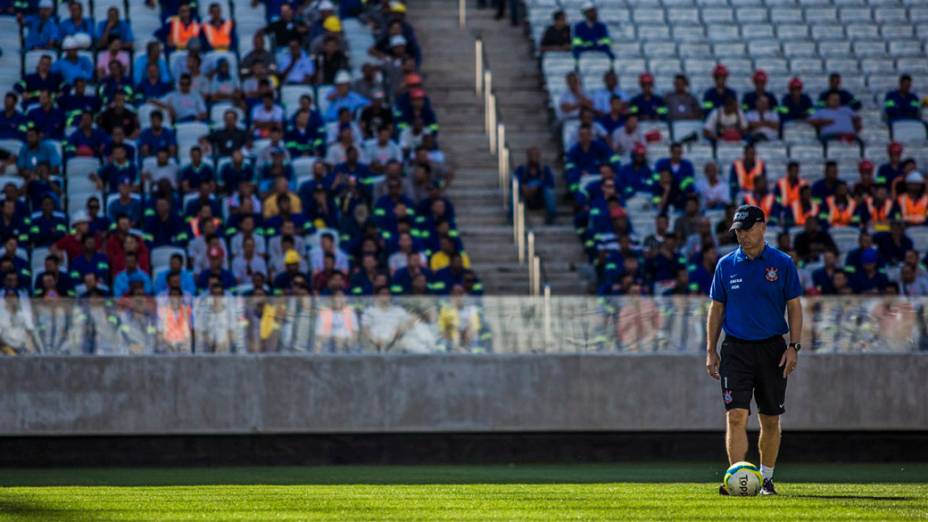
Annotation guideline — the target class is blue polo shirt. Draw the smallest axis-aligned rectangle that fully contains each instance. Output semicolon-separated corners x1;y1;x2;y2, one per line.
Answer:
709;244;802;341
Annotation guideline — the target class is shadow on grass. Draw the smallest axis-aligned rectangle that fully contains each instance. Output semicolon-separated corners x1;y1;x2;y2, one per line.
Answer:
0;496;83;521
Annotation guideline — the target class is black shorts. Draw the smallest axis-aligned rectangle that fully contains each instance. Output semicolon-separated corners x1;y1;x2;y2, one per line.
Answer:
719;335;788;416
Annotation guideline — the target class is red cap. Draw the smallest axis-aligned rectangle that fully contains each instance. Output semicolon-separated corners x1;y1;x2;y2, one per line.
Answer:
410;88;426;99
639;72;654;84
752;69;768;82
712;64;729;77
788;77;803;89
404;73;422;86
209;246;223;258
888;141;904;155
632;142;647;154
609;206;627;219
858;159;874;172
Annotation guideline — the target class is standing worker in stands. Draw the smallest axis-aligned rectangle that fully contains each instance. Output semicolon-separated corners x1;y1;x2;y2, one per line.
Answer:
201;3;237;52
572;2;613;60
164;4;201;51
706;204;803;497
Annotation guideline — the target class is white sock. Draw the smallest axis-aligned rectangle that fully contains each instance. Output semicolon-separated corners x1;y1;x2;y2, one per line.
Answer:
760;465;774;480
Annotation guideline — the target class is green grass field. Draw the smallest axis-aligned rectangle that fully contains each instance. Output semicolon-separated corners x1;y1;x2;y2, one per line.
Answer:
1;464;927;520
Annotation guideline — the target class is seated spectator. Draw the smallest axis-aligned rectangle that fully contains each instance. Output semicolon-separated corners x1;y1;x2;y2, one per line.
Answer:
897;172;928;226
849;248;889;295
652;169;689;215
207;58;239;104
538;10;572;53
95;6;133;50
809;92;861;142
654;142;695;189
779;77;814;123
94;145;137;193
611;114;642;161
163;4;200;51
695;162;730;210
143;149;179;189
29;195;67;247
179;146;215;193
203;109;248;157
862;185;898;232
16;127;60;175
0;93;24;141
272;248;308;293
874;220;913;265
16;55;62;107
665;74;702;122
565;124;613;193
251;93;285;139
286;108;324;158
702;64;737;114
811;250;842;295
96;38;130;80
201;2;237;52
197;247;236;292
568;108;608;149
823;182;858;228
323;70;370;122
773;161;808;208
231;236;267;284
219;150;254;194
429;235;471;273
313;35;350;86
629;73;666;121
229;214;266;259
153;254;196;296
107;180;142;226
133;41;171;85
364;125;403;167
358;89;394;140
113;251;152;297
592;70;630;116
703;96;746;143
138;110;177;159
558;72;593;121
597;95;628;139
277;39;315;85
852;160;878;199
53;38;94;85
135;63;172;102
793;215;837;263
745;96;780;143
880;142;906;195
241;33;274;77
785;185;824;228
58;78;99;125
97;91;139;137
58;1;94;47
97;60;134;105
309;14;344;56
23;0;59;50
33;253;75;297
741;70;778;112
25;162;62;209
152;73;207;122
514;147;557;224
572;3;613;59
728;143;765;201
65;111;108;159
309;232;349;275
884;74;923;123
69;233;110;286
143;197;189;248
25;90;66;140
818;73;861;111
900;262;928;296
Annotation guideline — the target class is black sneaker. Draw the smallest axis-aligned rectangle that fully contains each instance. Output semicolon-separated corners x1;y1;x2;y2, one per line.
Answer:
719;484;729;496
760;478;777;496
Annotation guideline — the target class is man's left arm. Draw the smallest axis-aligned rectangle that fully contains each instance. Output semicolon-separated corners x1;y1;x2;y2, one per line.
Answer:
781;297;802;377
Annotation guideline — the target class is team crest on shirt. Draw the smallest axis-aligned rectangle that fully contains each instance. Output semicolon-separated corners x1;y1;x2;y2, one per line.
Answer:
723;389;733;404
765;267;779;282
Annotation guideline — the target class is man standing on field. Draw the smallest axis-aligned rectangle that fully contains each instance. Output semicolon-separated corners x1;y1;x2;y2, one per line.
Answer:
705;204;803;496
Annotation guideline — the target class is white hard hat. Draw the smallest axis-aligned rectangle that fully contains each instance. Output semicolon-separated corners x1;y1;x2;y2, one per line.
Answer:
390;35;407;47
71;210;90;225
318;0;335;10
582;1;596;11
334;70;352;84
906;171;924;183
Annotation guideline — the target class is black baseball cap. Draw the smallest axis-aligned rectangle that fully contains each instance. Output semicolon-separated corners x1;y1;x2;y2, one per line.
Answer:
729;204;765;231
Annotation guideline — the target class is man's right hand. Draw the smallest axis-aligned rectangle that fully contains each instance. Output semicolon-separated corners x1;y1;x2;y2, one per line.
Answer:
706;350;720;380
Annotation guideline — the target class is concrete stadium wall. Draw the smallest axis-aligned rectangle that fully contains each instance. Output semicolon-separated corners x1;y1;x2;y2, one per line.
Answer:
0;354;926;436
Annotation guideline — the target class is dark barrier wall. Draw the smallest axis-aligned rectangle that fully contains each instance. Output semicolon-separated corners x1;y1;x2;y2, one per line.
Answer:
1;354;927;436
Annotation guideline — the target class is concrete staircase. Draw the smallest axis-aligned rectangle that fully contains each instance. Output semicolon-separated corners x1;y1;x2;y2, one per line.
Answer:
409;1;588;295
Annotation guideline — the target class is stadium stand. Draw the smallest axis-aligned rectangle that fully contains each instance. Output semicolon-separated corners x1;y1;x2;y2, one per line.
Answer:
0;0;483;301
524;0;928;297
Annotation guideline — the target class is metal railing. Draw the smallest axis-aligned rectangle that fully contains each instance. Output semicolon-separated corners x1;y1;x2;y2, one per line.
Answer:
475;36;548;296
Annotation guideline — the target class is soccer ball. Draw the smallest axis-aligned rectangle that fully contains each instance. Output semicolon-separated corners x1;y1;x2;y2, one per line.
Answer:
724;461;763;496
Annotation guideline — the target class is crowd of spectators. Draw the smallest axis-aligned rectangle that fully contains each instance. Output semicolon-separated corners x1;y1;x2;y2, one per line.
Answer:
0;0;483;306
527;3;928;297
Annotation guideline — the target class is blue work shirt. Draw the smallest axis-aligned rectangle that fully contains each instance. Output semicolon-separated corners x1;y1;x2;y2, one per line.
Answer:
710;243;802;340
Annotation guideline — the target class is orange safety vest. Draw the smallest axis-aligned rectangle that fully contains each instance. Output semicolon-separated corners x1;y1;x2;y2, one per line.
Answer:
865;196;894;231
791;200;820;226
825;196;857;226
189;216;222;238
161;304;191;344
317;307;356;337
744;192;776;218
898;194;928;225
733;159;765;191
169;17;201;49
776;177;806;207
202;19;233;50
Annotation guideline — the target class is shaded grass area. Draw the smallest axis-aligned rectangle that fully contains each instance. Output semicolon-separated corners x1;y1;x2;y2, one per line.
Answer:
1;465;927;521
